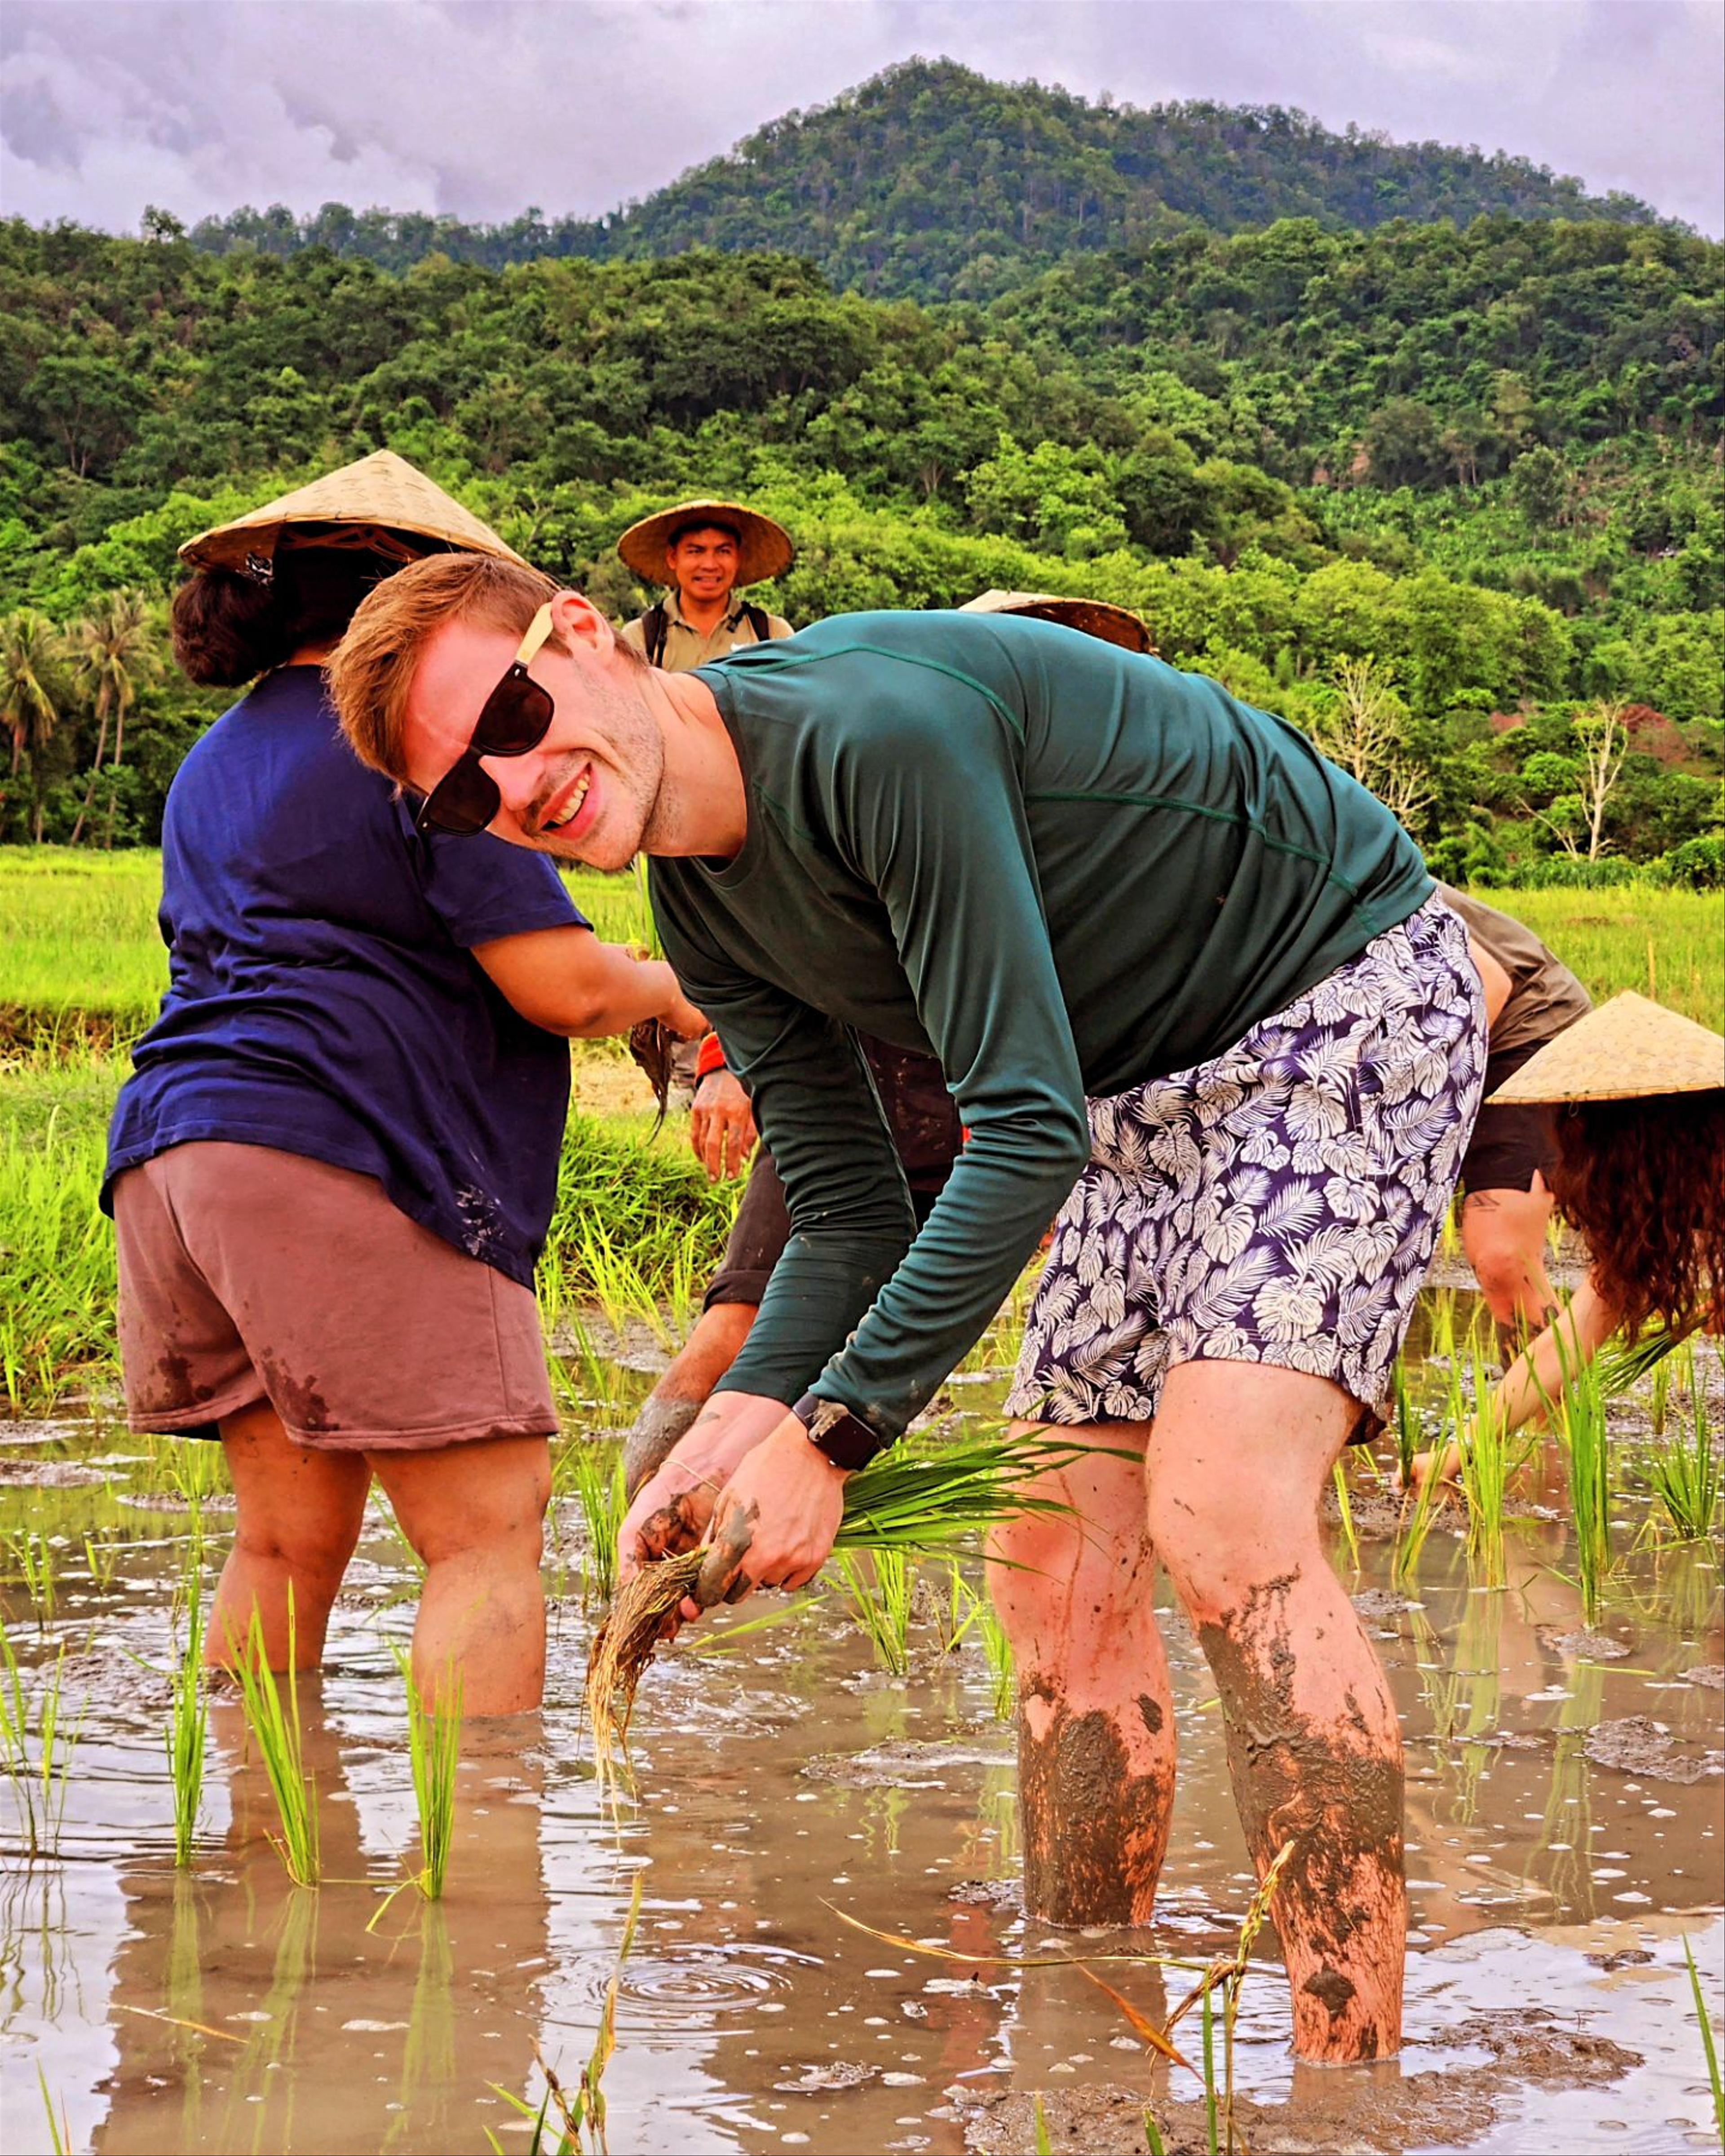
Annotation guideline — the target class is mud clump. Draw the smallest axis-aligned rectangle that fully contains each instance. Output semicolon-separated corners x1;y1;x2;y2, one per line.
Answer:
953;2011;1641;2155
1537;1626;1630;1661
801;1736;1012;1789
1583;1714;1718;1785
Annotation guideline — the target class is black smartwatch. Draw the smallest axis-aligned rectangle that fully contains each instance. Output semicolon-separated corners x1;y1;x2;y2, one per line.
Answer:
792;1393;883;1472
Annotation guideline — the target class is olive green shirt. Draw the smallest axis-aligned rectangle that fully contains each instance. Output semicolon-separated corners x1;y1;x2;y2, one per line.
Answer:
1438;885;1592;1061
619;592;793;673
649;612;1434;1446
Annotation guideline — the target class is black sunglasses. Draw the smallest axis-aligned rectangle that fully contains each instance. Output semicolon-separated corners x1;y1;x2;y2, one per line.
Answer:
415;603;557;835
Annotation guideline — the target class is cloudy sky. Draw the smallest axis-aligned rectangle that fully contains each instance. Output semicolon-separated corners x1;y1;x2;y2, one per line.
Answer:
4;0;1721;238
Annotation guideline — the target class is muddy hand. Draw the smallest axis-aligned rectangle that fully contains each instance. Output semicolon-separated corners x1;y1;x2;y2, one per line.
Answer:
677;1415;850;1621
616;1392;797;1585
691;1497;761;1612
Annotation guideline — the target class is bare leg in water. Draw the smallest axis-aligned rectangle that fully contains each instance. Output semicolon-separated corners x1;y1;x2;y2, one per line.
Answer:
992;1358;1404;2063
986;1427;1173;1924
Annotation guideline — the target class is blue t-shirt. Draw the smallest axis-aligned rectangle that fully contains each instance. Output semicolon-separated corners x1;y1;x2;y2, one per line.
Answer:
103;667;583;1288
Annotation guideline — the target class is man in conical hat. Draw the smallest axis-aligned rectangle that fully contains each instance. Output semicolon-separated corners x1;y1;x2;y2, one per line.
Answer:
617;499;794;672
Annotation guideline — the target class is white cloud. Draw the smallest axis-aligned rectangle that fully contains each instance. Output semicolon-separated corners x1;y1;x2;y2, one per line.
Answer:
2;0;1719;237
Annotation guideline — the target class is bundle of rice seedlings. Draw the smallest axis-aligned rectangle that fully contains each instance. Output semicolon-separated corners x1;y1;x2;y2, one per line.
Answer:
586;1428;1103;1773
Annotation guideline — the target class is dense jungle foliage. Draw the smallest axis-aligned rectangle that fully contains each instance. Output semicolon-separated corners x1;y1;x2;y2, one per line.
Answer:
1;68;1720;879
184;60;1667;299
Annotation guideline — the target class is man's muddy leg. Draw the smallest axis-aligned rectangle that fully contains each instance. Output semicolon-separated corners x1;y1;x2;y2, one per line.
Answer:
623;1300;757;1497
986;1421;1173;1927
1147;1360;1403;2063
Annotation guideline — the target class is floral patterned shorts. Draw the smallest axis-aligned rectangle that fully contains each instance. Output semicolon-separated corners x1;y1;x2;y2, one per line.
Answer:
1005;896;1486;1429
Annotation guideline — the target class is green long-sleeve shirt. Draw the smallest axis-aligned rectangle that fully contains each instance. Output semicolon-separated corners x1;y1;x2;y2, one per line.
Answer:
649;612;1433;1445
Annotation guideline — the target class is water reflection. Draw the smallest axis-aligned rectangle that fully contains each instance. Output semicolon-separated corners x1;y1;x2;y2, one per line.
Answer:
93;1694;554;2155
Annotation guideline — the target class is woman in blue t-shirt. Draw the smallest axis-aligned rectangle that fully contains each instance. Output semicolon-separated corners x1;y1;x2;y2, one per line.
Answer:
103;459;701;1716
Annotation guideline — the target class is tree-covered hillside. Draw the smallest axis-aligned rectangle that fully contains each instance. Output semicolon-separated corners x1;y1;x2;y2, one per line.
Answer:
184;58;1669;301
1;215;1718;881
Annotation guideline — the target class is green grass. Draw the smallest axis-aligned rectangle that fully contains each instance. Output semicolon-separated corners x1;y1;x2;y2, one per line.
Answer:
1466;886;1724;1027
1684;1934;1725;2148
0;846;657;1036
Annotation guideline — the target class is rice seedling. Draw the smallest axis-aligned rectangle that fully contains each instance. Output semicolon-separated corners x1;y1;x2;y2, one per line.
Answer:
1389;1357;1420;1487
832;1547;917;1675
3;1528;57;1626
38;2063;71;2156
1159;1837;1297;2156
1393;1440;1446;1586
0;1628;83;1857
487;1876;642;2154
1550;1326;1614;1627
1595;1322;1685;1400
1650;1375;1721;1542
564;1442;627;1605
83;1530;122;1593
586;1429;1103;1772
1331;1458;1359;1573
1034;2094;1055;2154
978;1598;1017;1722
401;1648;462;1902
168;1586;208;1867
1683;1934;1724;2147
228;1598;321;1887
1452;1346;1514;1587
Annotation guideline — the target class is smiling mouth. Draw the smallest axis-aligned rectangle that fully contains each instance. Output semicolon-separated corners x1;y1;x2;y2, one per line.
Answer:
541;764;591;835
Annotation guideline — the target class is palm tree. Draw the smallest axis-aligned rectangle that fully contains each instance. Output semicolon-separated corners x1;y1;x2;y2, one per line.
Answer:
68;588;159;845
0;609;69;843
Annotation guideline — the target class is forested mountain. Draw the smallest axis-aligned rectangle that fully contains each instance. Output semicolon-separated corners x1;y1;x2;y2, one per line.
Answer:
184;59;1669;301
1;195;1719;875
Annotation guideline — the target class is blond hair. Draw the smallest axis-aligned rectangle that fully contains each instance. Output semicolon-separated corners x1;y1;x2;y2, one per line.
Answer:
330;552;559;781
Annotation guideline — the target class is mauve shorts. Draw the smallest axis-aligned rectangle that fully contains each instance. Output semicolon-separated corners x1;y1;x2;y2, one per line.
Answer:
112;1142;557;1450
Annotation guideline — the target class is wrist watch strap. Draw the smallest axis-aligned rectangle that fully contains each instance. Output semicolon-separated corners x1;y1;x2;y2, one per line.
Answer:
792;1393;883;1471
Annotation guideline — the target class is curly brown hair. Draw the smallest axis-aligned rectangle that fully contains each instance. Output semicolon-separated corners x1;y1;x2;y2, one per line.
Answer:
1547;1092;1725;1336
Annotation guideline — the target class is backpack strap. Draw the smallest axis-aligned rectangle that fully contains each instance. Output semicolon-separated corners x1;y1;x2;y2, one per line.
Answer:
641;602;668;668
742;602;771;644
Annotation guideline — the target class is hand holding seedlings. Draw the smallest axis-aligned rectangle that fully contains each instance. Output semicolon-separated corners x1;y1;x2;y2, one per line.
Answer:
618;1390;802;1590
685;1416;851;1616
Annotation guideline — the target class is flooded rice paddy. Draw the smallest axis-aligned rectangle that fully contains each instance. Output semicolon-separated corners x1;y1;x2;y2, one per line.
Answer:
2;1290;1721;2156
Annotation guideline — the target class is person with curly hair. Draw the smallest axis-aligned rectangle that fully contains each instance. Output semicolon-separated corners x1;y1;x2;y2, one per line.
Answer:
1485;992;1724;1429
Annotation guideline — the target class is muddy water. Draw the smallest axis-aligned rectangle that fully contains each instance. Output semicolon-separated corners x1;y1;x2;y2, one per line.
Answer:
1;1314;1721;2156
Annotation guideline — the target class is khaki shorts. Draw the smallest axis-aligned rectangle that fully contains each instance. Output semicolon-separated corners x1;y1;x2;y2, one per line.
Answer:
113;1142;557;1451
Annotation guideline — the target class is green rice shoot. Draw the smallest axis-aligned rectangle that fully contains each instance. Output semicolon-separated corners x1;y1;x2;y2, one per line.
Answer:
399;1648;463;1901
228;1595;321;1888
168;1579;208;1868
832;1547;917;1675
1548;1320;1614;1626
1651;1360;1721;1542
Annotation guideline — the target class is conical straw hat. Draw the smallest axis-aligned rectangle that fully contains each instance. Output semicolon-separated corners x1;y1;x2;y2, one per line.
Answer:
179;450;526;571
960;589;1156;655
617;499;794;588
1490;991;1725;1104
